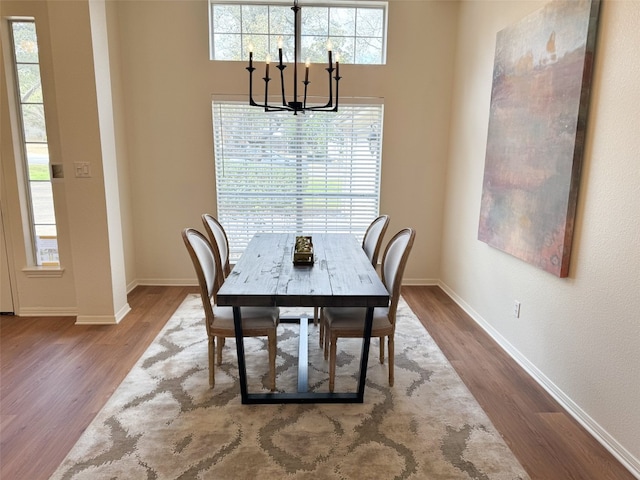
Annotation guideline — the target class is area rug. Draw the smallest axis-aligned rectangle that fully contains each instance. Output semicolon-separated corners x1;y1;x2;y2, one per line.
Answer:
50;295;529;479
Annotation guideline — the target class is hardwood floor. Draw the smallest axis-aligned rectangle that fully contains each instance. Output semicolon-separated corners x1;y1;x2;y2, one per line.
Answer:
402;286;634;480
0;285;634;479
0;286;198;480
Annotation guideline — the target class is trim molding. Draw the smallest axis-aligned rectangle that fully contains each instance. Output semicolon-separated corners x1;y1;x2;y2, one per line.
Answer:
21;266;65;278
127;279;139;293
403;277;438;286
16;304;131;323
136;278;198;286
115;302;132;323
438;280;640;479
75;314;120;325
17;306;77;316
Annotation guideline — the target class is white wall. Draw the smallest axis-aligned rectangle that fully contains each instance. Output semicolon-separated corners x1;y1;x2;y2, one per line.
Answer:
441;0;640;473
1;0;130;322
2;0;458;309
115;0;458;287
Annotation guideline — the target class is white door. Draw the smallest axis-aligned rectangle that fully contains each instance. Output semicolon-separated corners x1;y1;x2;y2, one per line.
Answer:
0;205;15;314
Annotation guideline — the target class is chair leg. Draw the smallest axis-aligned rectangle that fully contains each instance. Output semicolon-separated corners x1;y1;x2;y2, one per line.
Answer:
388;335;394;387
216;336;223;365
313;306;319;326
323;323;330;360
268;332;277;392
208;336;215;389
379;336;385;364
329;334;337;393
318;308;325;348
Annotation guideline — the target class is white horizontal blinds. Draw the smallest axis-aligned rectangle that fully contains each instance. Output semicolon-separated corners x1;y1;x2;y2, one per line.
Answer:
213;101;383;261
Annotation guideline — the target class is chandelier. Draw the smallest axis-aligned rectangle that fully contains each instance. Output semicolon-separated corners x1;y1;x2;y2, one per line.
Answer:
247;0;340;114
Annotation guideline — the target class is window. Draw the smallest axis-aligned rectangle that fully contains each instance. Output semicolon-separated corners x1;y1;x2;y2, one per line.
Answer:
8;20;59;267
212;100;383;260
210;1;387;64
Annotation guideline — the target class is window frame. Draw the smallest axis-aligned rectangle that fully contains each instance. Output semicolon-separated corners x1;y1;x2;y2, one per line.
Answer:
209;0;388;65
212;97;384;261
6;18;60;268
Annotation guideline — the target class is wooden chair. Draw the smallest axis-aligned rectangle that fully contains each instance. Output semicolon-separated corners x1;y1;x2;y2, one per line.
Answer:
322;228;415;392
318;215;390;346
201;213;231;292
362;214;390;267
182;228;279;391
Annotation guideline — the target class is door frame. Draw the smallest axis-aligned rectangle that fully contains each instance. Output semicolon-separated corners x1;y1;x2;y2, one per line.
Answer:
0;198;16;314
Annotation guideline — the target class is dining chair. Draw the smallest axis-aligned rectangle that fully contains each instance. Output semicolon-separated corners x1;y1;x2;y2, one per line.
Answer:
322;227;415;392
318;214;390;346
202;214;231;292
362;214;390;267
182;228;279;391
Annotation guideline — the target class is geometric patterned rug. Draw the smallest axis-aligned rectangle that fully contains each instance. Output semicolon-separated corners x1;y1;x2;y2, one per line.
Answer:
50;295;529;479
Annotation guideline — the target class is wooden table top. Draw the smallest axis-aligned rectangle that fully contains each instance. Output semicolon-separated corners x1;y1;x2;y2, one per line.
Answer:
216;233;389;308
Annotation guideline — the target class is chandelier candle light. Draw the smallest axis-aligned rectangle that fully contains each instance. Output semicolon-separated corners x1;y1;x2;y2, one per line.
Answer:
247;0;341;114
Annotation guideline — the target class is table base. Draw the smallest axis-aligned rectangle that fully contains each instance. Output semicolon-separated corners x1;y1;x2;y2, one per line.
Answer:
233;307;374;404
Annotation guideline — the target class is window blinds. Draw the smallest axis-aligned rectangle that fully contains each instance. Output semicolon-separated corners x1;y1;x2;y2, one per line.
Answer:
212;101;383;260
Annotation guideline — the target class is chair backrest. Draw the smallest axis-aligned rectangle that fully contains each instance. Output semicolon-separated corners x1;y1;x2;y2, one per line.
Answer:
362;215;390;267
381;228;415;325
182;228;217;335
201;214;231;291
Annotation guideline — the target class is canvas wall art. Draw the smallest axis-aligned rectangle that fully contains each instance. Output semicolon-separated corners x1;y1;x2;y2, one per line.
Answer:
478;0;601;277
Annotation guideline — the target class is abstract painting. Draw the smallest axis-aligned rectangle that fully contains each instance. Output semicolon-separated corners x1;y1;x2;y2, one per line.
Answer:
478;0;601;277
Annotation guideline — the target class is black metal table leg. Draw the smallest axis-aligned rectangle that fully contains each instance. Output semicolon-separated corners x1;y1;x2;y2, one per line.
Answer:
232;306;249;403
233;308;374;404
356;307;375;402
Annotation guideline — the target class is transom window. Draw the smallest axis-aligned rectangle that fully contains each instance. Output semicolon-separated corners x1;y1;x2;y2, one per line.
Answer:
209;1;387;64
212;100;383;260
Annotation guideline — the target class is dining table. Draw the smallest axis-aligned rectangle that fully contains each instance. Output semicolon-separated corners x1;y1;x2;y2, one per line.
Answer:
216;232;389;404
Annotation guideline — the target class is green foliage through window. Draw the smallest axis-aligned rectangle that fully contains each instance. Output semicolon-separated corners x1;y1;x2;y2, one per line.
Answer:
210;1;387;65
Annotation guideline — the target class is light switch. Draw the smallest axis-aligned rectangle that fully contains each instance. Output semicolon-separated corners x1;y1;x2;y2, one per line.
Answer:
74;162;91;178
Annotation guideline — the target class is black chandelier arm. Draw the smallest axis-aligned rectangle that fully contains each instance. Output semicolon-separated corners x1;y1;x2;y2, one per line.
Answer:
303;79;309;109
277;64;287;107
247;66;262;108
246;0;340;113
326;66;335;108
304;73;339;112
264;104;296;112
305;66;335;110
247;65;256;106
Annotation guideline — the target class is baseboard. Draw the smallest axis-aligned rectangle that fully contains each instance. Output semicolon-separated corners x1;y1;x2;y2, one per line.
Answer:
127;279;139;293
438;281;640;479
115;302;132;323
73;300;131;325
403;277;439;286
75;314;120;325
16;306;78;317
135;278;198;287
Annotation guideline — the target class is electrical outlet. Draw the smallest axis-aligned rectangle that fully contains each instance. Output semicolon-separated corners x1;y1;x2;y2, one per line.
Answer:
513;301;521;318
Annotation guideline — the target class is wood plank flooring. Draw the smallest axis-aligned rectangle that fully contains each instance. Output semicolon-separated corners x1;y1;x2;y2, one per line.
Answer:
0;285;634;479
402;286;634;480
0;286;197;480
